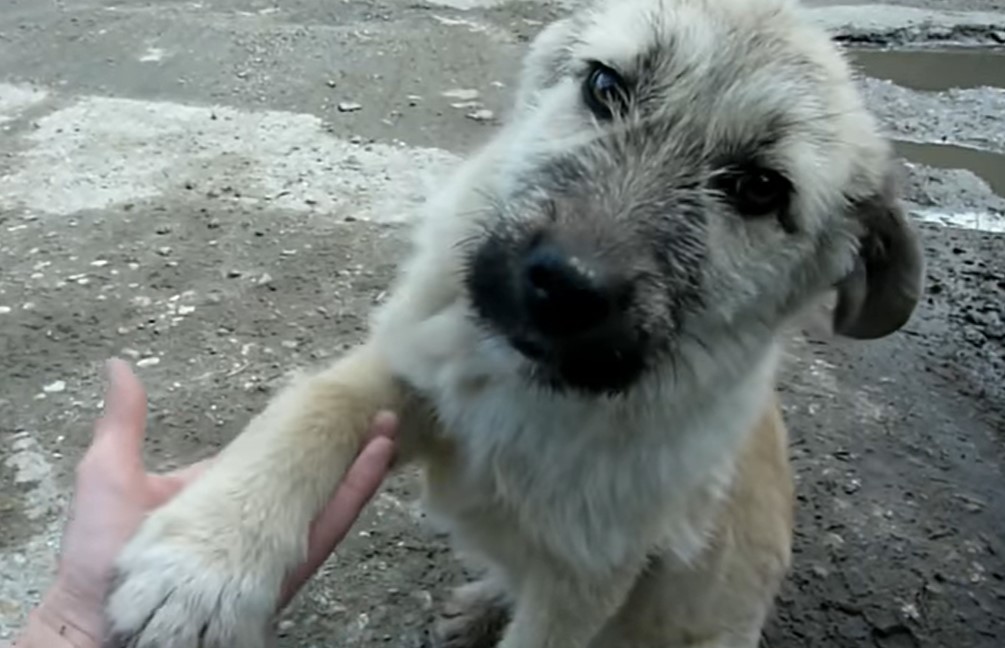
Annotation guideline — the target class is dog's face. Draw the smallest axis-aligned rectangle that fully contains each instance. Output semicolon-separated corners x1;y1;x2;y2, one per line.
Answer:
462;0;924;396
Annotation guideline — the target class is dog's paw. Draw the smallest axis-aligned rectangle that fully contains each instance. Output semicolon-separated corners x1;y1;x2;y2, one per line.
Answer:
103;519;280;648
429;581;511;648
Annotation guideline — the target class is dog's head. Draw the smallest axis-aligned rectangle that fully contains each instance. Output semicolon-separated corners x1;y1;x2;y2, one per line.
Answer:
461;0;924;395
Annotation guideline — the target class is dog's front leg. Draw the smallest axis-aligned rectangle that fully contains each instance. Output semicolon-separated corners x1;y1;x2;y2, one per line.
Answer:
103;342;422;648
497;564;639;648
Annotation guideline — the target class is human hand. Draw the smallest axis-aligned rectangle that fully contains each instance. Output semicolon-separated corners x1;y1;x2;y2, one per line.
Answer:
13;358;397;647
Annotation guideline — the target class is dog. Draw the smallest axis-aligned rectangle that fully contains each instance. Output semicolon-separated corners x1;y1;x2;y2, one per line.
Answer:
103;0;924;646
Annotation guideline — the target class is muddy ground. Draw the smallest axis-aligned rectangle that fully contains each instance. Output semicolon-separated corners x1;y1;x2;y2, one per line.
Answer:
1;1;1004;647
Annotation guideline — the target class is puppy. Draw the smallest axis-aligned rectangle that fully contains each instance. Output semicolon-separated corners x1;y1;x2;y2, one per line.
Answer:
103;0;924;646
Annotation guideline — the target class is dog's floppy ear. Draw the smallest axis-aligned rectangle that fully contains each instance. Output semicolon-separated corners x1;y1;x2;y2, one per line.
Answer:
832;168;925;340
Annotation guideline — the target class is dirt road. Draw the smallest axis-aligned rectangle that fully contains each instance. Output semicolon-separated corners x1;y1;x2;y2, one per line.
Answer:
1;1;1003;646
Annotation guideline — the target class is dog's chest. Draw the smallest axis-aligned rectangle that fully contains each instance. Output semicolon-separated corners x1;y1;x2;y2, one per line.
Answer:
375;301;761;570
418;379;740;572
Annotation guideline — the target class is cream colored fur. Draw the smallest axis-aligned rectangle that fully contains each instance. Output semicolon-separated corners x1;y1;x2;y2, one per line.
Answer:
103;1;924;647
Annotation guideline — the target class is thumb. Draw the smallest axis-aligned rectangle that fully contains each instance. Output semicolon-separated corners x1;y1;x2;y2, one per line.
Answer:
91;358;149;463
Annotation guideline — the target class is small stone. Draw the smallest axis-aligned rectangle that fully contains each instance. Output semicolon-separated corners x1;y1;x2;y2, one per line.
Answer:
227;269;243;278
156;246;172;256
326;79;337;88
256;273;273;286
0;306;11;314
178;305;196;315
965;501;984;513
956;494;986;513
90;259;109;267
136;357;161;368
43;380;66;393
337;101;362;113
466;109;495;122
442;88;479;101
412;590;433;610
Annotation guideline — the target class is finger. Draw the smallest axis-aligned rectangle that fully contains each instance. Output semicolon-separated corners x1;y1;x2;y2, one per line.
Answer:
92;358;149;458
367;410;399;442
323;435;396;529
308;413;398;550
312;435;395;547
278;434;396;608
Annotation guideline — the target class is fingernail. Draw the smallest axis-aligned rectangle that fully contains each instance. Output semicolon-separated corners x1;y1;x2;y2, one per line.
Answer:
374;411;398;437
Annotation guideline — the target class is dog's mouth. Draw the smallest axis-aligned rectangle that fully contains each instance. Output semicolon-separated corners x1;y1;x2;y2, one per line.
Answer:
500;327;648;396
508;333;549;361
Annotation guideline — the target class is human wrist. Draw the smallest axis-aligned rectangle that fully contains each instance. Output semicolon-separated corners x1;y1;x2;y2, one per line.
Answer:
11;581;103;648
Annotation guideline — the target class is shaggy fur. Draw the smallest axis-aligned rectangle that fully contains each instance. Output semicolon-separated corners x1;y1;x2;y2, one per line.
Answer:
102;1;924;646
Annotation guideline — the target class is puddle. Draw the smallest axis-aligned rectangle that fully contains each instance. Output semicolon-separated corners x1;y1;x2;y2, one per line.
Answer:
894;140;1005;198
849;47;1005;92
845;46;1005;199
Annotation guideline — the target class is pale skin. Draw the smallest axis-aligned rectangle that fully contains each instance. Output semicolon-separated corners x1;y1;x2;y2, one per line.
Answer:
5;358;399;648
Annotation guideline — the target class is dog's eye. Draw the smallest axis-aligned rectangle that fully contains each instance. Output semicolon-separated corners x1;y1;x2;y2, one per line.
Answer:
728;168;791;217
582;63;628;120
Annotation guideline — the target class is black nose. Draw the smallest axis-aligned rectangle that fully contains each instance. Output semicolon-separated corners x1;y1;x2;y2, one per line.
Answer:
522;242;615;338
